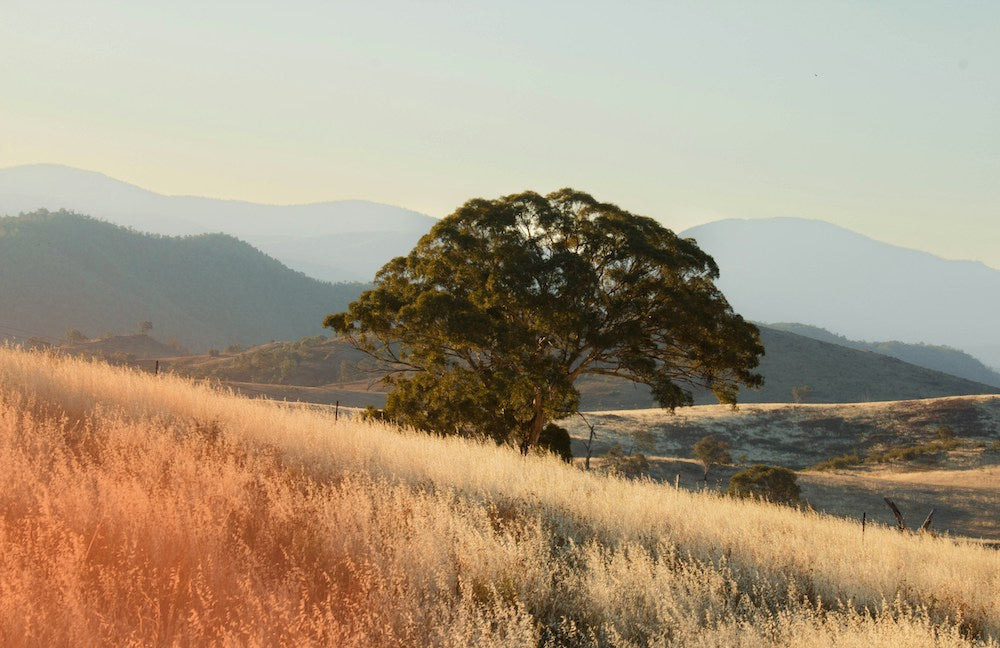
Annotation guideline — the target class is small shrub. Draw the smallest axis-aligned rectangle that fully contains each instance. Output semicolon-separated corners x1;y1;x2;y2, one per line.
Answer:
935;424;956;441
537;423;573;463
600;444;648;478
810;452;863;471
207;348;220;357
868;438;959;464
360;405;390;423
727;464;801;505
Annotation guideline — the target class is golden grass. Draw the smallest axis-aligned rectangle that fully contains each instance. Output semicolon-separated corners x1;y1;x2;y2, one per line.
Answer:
1;345;999;647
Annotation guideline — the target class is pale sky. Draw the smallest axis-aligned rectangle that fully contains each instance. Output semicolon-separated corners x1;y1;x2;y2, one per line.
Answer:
2;1;998;266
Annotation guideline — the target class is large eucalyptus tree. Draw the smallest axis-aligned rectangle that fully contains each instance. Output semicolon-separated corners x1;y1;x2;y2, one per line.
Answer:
325;189;763;452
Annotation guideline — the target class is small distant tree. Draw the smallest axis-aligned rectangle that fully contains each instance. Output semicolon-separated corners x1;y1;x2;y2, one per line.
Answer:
65;329;87;343
138;321;153;335
726;464;801;505
693;435;731;482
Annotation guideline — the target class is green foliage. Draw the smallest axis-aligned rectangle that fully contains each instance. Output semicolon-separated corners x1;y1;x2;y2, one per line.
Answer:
600;444;649;478
65;328;88;343
812;432;962;469
359;405;390;423
537;423;573;463
809;452;863;471
326;189;763;450
867;438;959;464
692;435;732;480
726;465;801;505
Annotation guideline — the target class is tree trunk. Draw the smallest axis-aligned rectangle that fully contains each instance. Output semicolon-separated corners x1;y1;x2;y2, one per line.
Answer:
521;389;548;454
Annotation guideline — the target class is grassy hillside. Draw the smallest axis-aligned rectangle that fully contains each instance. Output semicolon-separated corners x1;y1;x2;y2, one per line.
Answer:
563;397;1000;539
767;322;1000;387
1;346;999;646
566;396;1000;471
0;210;365;350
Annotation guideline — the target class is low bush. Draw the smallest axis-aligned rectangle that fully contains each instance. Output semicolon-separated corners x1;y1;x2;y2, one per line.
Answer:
810;452;863;471
869;438;959;464
727;464;802;505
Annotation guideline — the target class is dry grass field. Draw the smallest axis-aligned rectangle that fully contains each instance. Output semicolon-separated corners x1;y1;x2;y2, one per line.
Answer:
2;345;999;647
564;400;1000;539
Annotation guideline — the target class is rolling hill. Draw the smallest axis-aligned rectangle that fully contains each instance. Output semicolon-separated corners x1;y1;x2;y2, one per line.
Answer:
0;164;436;282
766;322;1000;388
578;326;999;408
680;217;1000;370
155;325;999;410
0;210;365;350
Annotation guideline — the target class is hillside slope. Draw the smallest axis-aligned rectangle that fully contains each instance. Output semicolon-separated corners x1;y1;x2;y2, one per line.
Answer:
578;326;999;409
0;164;436;281
767;322;1000;388
681;217;1000;369
1;346;998;645
0;210;364;350
156;326;1000;410
562;395;1000;539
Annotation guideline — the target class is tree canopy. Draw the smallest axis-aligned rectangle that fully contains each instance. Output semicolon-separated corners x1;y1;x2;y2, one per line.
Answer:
325;189;763;451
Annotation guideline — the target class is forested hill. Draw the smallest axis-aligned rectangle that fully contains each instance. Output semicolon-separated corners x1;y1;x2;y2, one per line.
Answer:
0;210;365;350
577;326;1000;409
766;323;1000;389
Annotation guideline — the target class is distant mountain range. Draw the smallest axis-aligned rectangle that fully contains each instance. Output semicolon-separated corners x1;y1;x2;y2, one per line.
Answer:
2;208;993;406
680;218;1000;369
4;164;997;370
0;210;364;350
0;164;436;282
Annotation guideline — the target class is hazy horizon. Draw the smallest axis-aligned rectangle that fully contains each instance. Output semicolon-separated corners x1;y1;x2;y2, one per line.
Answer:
2;1;998;267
